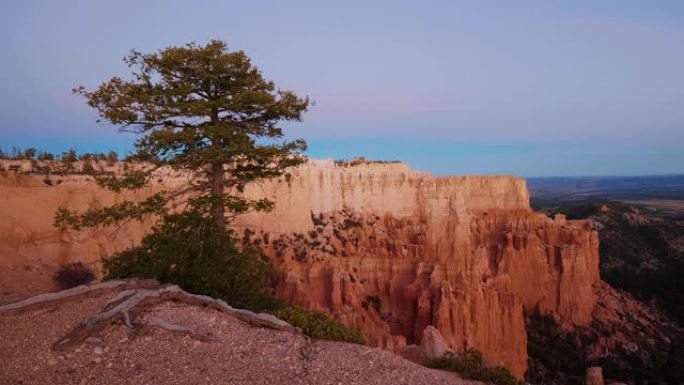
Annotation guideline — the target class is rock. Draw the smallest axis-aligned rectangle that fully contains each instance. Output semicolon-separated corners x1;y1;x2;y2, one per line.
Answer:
419;326;449;360
85;336;102;345
400;327;451;363
586;367;604;385
398;345;424;363
0;159;603;380
93;347;103;355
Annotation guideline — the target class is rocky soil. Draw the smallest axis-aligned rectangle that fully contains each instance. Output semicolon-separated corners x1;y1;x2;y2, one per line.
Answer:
0;280;479;385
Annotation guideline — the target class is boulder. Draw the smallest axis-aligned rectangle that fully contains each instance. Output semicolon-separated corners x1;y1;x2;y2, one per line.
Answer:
586;367;604;385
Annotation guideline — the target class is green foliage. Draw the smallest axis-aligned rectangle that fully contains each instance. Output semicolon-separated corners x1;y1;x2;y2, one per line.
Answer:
526;309;683;385
81;161;95;175
333;157;400;167
37;151;55;161
271;306;364;344
104;212;281;312
425;350;523;385
555;202;684;323
61;148;78;163
63;39;310;229
106;150;118;165
55;194;166;231
23;147;37;160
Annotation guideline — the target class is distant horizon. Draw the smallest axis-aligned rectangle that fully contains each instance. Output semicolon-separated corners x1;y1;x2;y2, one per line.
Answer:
2;142;683;179
2;1;684;177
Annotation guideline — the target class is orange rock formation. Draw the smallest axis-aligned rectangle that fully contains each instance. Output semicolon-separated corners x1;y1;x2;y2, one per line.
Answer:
0;159;600;378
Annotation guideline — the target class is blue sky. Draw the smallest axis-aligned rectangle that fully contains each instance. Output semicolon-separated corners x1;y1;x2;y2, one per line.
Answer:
1;0;683;176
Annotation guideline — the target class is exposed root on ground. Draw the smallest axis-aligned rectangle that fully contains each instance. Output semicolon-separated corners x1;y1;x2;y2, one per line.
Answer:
51;283;297;351
0;280;160;314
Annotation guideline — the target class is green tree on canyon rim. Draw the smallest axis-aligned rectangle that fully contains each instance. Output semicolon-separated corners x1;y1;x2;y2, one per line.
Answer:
55;40;309;310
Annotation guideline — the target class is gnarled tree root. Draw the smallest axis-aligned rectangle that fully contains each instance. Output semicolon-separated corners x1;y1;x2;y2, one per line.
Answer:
51;284;297;351
0;279;160;314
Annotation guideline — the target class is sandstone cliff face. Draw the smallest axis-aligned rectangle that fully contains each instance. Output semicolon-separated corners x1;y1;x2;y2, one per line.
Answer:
0;160;600;378
235;160;600;378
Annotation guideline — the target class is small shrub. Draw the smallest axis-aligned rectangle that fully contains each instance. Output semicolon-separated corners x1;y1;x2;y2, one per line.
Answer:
81;162;95;175
294;249;308;261
53;262;95;290
271;306;364;344
341;218;362;229
104;212;281;312
425;350;523;385
311;212;326;227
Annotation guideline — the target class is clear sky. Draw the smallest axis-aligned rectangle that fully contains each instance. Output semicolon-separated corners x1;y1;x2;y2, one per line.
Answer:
1;0;683;177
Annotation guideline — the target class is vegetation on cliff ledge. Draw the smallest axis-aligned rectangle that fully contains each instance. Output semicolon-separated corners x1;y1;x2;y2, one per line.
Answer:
542;201;684;323
55;39;308;309
52;40;364;345
104;212;281;312
425;350;523;385
271;306;364;344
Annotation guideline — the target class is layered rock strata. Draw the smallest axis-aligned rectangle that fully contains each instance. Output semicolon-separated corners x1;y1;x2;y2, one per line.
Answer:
235;160;600;378
0;159;600;378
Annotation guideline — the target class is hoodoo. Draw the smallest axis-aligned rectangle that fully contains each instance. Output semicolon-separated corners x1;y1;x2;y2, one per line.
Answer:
234;159;600;378
0;159;600;378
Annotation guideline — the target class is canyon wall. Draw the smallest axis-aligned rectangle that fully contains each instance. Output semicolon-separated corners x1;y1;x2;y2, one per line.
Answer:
0;159;600;378
235;160;600;378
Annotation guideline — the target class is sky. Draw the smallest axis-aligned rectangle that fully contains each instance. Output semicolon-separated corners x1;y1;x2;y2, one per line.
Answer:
1;0;683;177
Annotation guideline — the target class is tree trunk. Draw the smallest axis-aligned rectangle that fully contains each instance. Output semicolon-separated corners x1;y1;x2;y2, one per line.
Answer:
209;107;226;229
210;161;226;228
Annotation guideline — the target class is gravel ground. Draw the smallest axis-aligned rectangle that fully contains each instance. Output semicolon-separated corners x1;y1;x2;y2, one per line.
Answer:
0;288;477;385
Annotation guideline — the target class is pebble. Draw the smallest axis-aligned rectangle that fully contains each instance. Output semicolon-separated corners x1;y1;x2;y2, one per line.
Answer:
106;362;113;368
93;346;103;355
47;358;58;366
85;336;103;345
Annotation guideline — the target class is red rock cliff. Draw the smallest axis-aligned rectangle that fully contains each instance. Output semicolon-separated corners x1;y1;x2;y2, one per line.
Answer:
0;160;600;378
234;160;600;378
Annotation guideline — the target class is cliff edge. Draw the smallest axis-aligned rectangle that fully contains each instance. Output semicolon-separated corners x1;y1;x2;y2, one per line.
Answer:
0;159;601;378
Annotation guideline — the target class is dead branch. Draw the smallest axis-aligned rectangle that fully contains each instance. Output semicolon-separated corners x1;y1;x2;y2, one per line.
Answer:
0;279;160;314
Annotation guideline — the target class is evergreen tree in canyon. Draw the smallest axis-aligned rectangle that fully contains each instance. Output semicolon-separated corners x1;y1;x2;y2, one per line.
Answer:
62;40;308;229
56;40;309;310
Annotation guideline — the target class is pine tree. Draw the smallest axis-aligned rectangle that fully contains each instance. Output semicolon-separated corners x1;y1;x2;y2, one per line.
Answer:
57;40;309;230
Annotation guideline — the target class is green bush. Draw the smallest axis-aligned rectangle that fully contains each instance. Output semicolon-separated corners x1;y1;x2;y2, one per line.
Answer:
271;306;364;344
103;212;366;345
425;350;523;385
103;212;281;312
